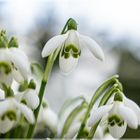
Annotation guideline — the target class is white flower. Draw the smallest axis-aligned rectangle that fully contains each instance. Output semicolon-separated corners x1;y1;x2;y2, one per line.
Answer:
42;29;104;74
16;89;39;110
0;97;35;133
38;106;58;133
0;48;30;86
88;95;140;138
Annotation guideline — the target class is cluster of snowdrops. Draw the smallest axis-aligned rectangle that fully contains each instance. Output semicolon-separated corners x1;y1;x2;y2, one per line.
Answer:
0;18;139;139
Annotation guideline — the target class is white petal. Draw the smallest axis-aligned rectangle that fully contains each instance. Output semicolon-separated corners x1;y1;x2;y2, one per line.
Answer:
65;122;81;138
6;48;30;81
0;89;5;100
124;96;140;125
0;49;13;85
108;122;127;138
0;72;13;87
79;35;104;61
59;55;79;74
0;99;15;116
0;49;9;61
42;33;68;57
12;69;24;83
14;101;35;124
65;30;80;47
0;118;15;134
88;105;112;126
119;104;138;129
43;108;58;133
23;89;39;110
94;125;104;138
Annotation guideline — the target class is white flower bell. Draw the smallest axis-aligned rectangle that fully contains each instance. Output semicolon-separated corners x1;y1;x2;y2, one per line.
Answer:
16;89;39;110
42;19;104;74
0;98;35;133
38;105;58;133
88;92;140;138
0;31;30;86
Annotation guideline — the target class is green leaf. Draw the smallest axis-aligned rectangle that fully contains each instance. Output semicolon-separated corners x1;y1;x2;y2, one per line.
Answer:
60;101;88;138
58;96;86;118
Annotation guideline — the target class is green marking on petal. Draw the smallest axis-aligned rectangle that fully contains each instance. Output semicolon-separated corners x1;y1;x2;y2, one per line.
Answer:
62;44;80;59
0;62;12;74
118;121;124;126
108;115;123;126
2;111;16;121
64;52;70;59
21;100;27;105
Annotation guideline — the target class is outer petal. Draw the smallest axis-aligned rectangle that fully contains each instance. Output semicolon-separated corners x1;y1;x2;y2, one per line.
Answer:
59;55;79;74
0;72;13;87
14;100;35;124
94;125;104;138
0;49;13;85
0;49;9;61
43;107;58;133
79;34;104;61
42;33;68;57
88;105;112;126
124;96;140;125
23;89;39;110
119;104;138;129
0;118;15;134
0;99;15;116
6;48;30;81
0;89;5;100
108;122;127;138
65;122;81;138
12;69;24;83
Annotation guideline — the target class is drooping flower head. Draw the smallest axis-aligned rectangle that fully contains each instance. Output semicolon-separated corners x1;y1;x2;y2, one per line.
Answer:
88;92;140;138
42;19;104;74
0;30;30;87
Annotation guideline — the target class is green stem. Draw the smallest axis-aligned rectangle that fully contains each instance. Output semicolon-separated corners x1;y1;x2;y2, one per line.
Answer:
26;18;72;138
87;82;122;138
76;75;118;138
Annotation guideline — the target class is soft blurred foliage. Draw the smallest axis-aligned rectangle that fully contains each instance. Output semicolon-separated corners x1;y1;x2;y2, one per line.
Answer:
0;0;140;138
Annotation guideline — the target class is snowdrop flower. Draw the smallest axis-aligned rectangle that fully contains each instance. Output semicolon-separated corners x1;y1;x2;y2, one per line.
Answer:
88;92;140;138
0;48;30;86
16;89;39;110
42;19;104;74
0;31;30;87
38;106;58;133
0;97;35;133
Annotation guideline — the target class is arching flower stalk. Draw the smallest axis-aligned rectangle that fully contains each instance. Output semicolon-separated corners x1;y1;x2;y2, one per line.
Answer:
42;19;104;74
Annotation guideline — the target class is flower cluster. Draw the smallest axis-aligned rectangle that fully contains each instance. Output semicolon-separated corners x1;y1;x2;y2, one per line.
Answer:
0;31;39;134
0;18;139;139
